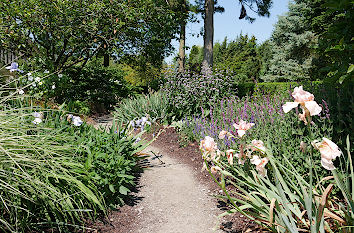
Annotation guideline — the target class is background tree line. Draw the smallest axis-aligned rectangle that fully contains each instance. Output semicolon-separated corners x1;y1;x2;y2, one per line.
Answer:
184;0;353;84
0;0;351;113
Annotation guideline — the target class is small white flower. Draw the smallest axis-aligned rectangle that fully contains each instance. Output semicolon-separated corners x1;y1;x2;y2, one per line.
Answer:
33;112;44;119
32;83;36;87
141;117;148;123
32;118;42;125
44;70;49;74
58;74;63;78
52;84;56;89
28;76;33;81
27;72;32;76
72;116;83;126
134;137;141;144
66;114;73;122
35;77;41;82
38;81;43;85
18;89;24;95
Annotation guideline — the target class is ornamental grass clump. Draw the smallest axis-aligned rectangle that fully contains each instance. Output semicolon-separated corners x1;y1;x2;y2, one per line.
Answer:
0;101;105;232
199;86;353;232
114;91;170;125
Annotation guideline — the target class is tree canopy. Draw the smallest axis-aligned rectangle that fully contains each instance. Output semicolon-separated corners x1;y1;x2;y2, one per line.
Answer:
0;0;182;71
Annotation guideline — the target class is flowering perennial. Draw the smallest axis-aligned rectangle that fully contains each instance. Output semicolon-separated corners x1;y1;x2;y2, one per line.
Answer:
6;62;23;73
312;137;341;170
130;116;151;131
67;114;83;126
282;86;322;124
233;119;255;137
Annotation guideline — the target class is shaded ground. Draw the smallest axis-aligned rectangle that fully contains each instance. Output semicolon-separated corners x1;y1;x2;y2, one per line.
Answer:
89;123;263;233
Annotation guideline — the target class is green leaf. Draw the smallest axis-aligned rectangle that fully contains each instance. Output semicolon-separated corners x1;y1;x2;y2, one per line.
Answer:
119;186;130;195
109;184;115;193
339;74;348;84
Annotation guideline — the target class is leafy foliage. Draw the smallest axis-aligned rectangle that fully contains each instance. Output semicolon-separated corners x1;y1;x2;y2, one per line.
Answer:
58;59;134;112
75;122;146;207
0;0;181;71
162;67;234;119
309;0;354;84
0;73;147;231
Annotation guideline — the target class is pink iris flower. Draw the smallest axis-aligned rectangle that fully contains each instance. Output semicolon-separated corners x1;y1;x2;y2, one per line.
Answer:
249;140;266;153
250;155;269;176
282;86;322;122
219;130;233;139
312;138;341;170
233;120;255;138
200;136;218;160
225;149;236;165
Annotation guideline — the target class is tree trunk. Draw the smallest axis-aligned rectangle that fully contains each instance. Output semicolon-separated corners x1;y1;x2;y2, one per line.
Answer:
202;0;214;69
178;21;186;73
103;43;109;67
103;53;109;67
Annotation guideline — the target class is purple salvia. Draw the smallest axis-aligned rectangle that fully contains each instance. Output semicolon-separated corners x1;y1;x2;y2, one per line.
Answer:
322;99;330;119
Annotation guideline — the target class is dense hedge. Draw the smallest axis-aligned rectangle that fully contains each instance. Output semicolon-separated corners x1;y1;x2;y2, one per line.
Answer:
237;81;323;97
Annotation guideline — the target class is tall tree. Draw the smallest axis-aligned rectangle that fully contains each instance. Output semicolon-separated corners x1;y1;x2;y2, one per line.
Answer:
177;0;189;72
200;0;272;69
203;0;214;69
262;1;318;82
194;0;224;69
213;34;262;82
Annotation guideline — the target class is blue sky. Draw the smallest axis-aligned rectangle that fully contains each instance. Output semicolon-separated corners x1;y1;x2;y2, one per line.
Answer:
165;0;291;63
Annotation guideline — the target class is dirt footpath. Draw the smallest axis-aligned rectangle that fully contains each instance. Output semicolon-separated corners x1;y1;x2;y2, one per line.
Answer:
131;145;223;233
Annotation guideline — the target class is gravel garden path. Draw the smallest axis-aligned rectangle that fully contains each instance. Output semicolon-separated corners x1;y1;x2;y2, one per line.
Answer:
130;145;223;233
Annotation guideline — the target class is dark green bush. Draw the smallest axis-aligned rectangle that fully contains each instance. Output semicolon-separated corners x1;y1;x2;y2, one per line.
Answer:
54;59;134;112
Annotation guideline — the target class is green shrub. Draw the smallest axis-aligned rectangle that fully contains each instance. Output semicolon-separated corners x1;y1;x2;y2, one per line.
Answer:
53;59;134;112
237;81;323;97
162;67;235;119
74;122;147;207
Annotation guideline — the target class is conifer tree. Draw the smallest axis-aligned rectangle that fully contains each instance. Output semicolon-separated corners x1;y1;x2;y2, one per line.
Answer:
262;1;317;82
